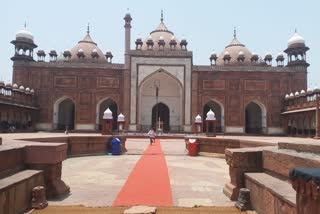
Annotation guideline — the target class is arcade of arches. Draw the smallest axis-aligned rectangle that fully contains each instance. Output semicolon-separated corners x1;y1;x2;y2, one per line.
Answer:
53;97;119;131
283;112;316;137
0;106;33;132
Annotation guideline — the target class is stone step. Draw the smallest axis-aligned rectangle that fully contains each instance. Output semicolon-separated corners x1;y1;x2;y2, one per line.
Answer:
263;147;320;179
278;141;320;154
0;170;44;214
245;172;296;214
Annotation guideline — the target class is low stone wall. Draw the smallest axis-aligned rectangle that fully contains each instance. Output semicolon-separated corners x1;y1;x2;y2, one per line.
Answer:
191;137;273;154
197;138;240;154
0;170;44;214
0;146;25;178
22;136;127;157
223;147;266;200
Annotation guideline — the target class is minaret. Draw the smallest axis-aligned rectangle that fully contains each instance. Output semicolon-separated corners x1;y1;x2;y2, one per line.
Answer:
123;10;132;131
124;10;132;55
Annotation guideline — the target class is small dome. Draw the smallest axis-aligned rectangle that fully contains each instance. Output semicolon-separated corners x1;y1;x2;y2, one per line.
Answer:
206;109;216;121
92;48;97;53
78;49;84;53
5;83;12;89
0;81;4;87
265;52;272;58
25;87;30;92
16;27;34;41
211;51;217;56
170;36;176;40
294;91;299;96
103;108;113;119
300;89;306;94
195;114;202;123
289;92;294;98
30;89;35;93
307;88;313;93
13;83;18;89
238;51;244;56
37;49;46;55
117;113;125;122
147;35;153;40
288;32;305;47
314;86;320;93
277;52;284;57
19;85;25;91
224;51;230;56
285;94;290;99
159;36;164;40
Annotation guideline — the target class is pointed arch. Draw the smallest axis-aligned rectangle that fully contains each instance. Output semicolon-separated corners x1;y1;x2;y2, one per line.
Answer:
202;99;225;133
152;102;170;132
245;100;267;134
138;68;183;132
95;97;118;131
53;96;75;130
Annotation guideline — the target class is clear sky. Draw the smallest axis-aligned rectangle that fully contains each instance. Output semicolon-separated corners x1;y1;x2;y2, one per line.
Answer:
1;0;319;88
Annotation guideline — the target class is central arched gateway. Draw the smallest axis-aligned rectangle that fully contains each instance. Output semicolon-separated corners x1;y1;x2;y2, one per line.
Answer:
139;69;183;132
152;102;170;132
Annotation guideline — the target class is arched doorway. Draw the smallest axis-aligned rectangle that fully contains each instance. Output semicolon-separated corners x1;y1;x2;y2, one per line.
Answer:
245;101;266;134
96;98;117;131
202;100;224;133
139;69;182;132
152;102;170;132
57;98;75;130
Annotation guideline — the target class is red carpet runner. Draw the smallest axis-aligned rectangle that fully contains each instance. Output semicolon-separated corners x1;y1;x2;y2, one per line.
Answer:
113;139;173;206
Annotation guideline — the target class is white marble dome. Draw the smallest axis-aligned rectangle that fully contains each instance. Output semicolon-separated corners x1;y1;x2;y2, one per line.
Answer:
288;32;305;47
206;109;216;121
103;108;113;119
195;114;202;123
117;113;125;122
16;28;34;41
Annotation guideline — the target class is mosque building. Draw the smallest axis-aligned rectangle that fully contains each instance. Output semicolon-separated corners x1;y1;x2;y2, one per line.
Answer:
1;12;315;135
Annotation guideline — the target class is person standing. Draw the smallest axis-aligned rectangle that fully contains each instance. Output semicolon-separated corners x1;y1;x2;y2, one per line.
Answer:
148;128;155;145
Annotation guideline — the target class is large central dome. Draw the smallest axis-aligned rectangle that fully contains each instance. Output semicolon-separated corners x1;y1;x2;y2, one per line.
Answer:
141;15;181;51
216;33;252;66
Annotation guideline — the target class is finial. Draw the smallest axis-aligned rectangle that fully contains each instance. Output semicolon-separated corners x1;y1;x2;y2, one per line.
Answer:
161;10;163;22
295;28;297;33
233;26;237;38
87;22;90;35
24;21;27;29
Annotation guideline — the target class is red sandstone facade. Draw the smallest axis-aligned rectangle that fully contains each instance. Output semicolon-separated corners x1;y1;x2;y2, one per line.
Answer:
3;13;310;134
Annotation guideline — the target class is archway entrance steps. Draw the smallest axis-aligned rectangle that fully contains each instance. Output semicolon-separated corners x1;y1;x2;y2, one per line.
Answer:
113;139;173;206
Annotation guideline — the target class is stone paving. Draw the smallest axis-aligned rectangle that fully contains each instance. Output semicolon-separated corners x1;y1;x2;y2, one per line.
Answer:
46;138;232;207
1;132;319;208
